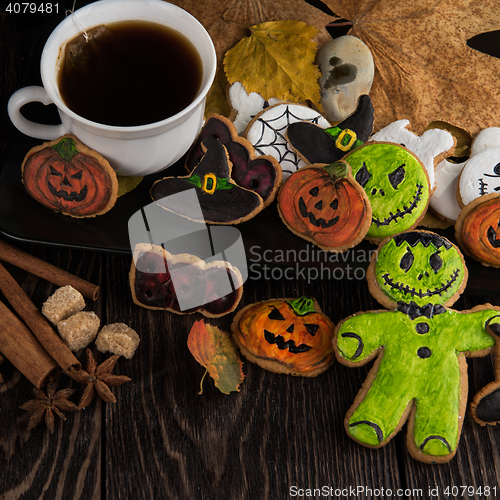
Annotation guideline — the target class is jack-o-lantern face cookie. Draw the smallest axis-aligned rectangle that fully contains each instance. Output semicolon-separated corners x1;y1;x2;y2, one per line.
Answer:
232;297;335;376
335;230;500;463
277;161;372;252
21;134;118;217
343;142;430;242
455;193;500;268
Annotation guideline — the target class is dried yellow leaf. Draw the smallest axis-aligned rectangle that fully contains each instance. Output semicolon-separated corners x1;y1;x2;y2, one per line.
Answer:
224;20;322;109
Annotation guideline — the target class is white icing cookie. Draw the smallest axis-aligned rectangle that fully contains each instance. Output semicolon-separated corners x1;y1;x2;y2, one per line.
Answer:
429;159;466;222
228;82;282;135
369;119;455;191
244;103;331;179
470;127;500;156
317;35;374;123
459;145;500;207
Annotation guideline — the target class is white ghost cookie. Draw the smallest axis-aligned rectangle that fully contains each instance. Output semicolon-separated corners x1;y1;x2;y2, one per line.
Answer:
430;159;466;222
244;103;331;179
458;128;500;208
228;82;282;135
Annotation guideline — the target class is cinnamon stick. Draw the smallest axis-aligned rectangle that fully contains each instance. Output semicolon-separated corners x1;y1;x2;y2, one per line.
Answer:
0;299;59;388
0;263;81;373
0;238;99;300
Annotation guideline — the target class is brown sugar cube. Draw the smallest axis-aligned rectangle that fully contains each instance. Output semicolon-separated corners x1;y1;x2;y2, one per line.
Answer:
42;285;85;325
95;323;140;359
57;311;100;351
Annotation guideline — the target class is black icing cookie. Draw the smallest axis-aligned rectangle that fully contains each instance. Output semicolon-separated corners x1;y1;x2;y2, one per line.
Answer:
151;136;265;225
286;94;374;165
185;114;281;204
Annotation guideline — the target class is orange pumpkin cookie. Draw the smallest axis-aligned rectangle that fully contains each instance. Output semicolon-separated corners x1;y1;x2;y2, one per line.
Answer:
455;193;500;268
277;160;372;252
232;297;335;376
22;134;118;217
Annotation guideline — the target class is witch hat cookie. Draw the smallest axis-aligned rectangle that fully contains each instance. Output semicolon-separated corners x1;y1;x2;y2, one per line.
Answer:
285;94;374;165
185;114;282;206
151;136;266;225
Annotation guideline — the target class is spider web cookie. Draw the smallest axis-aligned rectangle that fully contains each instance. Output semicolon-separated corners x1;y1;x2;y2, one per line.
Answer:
245;103;330;179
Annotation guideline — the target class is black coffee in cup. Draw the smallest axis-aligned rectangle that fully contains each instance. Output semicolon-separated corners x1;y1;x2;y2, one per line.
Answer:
58;20;203;127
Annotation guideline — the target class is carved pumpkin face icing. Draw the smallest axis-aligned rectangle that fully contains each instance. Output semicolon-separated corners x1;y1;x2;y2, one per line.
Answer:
372;231;466;309
455;193;500;268
233;297;335;374
278;161;371;252
22;135;118;217
343;142;430;241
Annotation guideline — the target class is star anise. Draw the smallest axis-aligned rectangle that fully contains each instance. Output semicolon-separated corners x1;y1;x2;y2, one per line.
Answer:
67;349;131;410
19;379;78;433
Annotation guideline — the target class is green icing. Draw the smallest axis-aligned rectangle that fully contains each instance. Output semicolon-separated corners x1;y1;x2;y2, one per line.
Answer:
287;297;316;316
324;126;364;152
344;143;429;239
51;137;79;162
337;308;497;457
374;236;465;307
186;173;233;191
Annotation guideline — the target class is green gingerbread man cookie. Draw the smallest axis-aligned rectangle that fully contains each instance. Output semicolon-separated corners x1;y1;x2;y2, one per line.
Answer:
334;230;500;463
343;142;430;242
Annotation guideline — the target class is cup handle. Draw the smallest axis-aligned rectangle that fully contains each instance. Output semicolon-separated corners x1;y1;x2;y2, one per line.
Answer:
8;86;66;140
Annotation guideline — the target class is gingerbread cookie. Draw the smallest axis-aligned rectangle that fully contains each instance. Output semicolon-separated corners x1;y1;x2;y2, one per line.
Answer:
184;114;282;206
457;127;500;208
471;320;500;426
130;243;243;318
285;94;374;165
317;35;375;123
151;137;271;224
245;103;330;179
277;160;372;252
455;193;500;268
343;142;430;242
369;119;456;192
232;297;335;376
334;230;500;463
21;134;118;217
428;158;465;223
228;82;282;134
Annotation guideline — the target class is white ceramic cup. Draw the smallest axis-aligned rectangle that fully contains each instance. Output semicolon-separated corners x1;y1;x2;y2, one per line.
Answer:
7;0;216;176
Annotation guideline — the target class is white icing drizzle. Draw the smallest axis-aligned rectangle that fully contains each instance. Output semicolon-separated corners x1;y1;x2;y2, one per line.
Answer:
245;104;330;178
370;119;455;190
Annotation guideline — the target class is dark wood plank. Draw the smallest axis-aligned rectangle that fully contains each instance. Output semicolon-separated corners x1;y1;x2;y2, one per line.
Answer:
103;255;403;499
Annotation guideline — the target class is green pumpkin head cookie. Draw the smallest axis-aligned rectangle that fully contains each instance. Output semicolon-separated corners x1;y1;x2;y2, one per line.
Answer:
334;230;500;463
343;142;430;241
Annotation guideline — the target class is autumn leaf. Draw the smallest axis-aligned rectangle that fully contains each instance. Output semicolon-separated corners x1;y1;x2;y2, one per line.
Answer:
205;69;232;118
224;20;323;108
117;176;142;197
187;320;244;395
321;0;500;136
166;0;335;61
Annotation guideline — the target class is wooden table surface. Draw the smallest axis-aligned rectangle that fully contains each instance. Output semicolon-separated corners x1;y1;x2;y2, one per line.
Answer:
2;2;500;499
